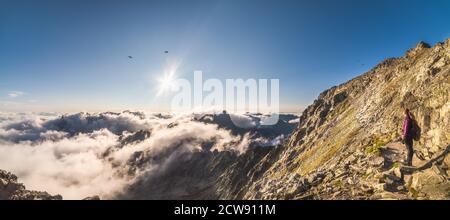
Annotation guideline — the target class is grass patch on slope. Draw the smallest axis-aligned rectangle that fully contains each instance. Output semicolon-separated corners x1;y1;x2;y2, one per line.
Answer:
293;107;358;175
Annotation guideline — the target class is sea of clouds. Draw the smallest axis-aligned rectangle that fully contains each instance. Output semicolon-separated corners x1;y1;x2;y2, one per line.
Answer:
0;111;295;199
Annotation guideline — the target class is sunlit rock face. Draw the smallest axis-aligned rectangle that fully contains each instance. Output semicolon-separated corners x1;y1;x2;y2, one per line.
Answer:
237;39;449;200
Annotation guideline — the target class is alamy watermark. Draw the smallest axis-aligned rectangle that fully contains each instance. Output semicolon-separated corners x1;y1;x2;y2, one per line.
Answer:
163;71;280;126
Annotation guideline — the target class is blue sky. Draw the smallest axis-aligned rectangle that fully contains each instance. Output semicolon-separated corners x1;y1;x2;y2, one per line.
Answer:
1;0;449;113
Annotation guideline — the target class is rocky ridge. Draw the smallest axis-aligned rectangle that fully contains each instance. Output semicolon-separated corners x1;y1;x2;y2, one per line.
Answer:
229;39;450;200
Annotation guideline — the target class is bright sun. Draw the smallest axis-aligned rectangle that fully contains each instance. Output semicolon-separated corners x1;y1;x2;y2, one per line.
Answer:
156;62;179;96
157;73;174;95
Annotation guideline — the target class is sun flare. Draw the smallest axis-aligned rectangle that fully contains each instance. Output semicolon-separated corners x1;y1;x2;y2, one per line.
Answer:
156;62;179;96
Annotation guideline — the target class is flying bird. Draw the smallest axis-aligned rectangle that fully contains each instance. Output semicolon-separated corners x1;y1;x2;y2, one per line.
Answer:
128;56;133;59
164;51;168;54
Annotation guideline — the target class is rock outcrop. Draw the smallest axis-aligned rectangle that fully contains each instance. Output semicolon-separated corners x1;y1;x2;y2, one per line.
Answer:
0;169;62;200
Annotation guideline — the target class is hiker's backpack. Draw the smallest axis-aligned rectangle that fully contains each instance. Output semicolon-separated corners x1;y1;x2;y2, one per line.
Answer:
410;119;421;141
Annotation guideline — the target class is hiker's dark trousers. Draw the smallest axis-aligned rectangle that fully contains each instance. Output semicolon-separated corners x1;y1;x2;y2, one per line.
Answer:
405;137;414;166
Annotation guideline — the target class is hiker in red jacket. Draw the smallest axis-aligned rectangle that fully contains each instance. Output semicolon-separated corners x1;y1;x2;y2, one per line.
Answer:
402;108;414;166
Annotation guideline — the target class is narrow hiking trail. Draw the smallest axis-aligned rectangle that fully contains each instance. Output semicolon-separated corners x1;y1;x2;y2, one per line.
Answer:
253;141;449;200
375;141;449;199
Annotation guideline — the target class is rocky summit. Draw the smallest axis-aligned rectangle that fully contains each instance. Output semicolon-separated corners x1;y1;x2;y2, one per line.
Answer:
1;39;449;200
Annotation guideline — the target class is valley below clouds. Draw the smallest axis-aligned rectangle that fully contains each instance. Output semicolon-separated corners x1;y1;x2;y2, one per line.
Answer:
0;111;297;199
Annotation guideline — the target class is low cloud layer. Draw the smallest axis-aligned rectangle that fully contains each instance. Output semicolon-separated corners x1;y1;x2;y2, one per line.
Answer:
0;111;272;199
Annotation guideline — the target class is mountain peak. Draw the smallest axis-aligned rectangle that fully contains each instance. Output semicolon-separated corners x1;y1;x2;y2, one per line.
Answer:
405;40;431;58
415;41;431;49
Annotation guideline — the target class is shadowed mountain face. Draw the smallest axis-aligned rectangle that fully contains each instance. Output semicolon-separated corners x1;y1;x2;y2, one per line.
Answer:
1;40;449;200
113;113;298;200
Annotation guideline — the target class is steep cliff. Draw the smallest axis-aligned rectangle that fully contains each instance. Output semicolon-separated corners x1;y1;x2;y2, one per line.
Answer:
229;39;450;200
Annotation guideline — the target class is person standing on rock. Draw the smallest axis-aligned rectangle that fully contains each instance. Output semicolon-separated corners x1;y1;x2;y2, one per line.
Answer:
402;108;414;166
